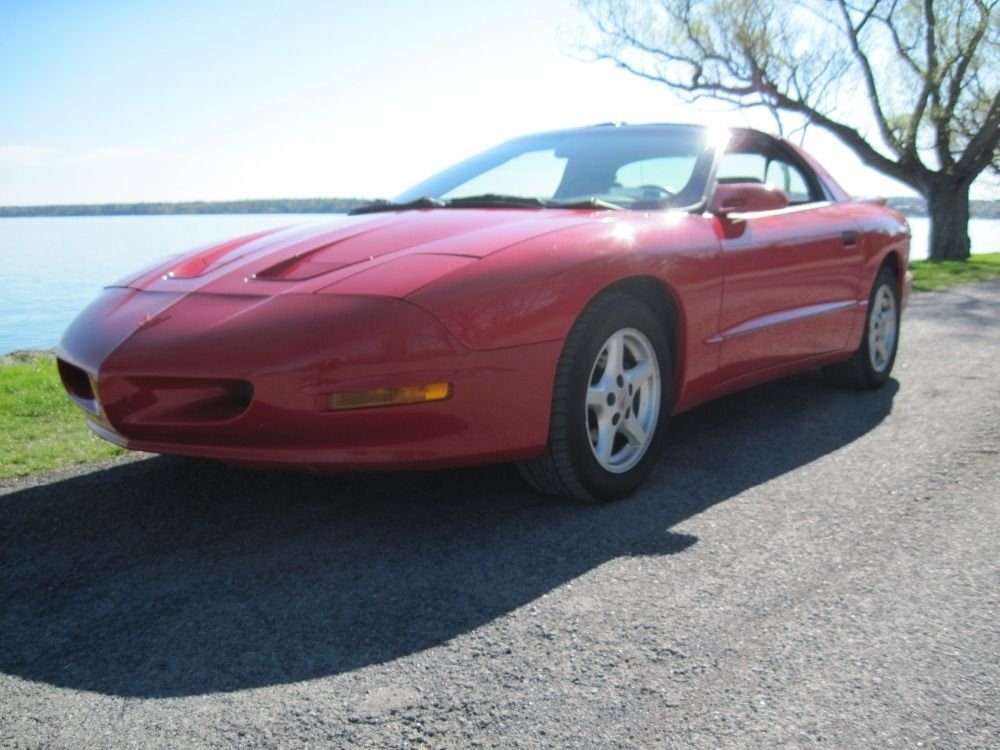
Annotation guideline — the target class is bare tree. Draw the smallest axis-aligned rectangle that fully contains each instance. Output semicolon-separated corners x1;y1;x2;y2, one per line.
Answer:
580;0;999;260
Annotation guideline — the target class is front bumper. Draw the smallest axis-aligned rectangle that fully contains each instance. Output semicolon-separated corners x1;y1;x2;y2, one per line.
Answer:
57;288;561;469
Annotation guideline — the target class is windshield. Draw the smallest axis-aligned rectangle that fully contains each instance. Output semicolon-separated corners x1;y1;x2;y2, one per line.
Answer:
394;126;715;211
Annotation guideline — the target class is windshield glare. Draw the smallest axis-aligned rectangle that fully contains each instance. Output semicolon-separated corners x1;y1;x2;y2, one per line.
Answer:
395;127;715;210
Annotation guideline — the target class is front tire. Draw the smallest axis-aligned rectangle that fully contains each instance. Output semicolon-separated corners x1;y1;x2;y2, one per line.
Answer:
517;294;672;503
825;266;900;389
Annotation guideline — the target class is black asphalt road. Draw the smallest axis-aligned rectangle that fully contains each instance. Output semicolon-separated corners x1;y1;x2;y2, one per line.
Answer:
2;281;998;749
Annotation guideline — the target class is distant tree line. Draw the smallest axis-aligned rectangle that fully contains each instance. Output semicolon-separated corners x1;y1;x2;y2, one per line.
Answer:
0;197;371;218
887;198;1000;219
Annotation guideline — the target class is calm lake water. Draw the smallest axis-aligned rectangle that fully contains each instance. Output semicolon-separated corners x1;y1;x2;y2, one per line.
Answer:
1;213;998;354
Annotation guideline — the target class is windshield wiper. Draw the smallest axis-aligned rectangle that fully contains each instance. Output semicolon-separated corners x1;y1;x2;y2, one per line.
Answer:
350;193;625;215
348;196;446;215
444;194;548;209
447;194;623;211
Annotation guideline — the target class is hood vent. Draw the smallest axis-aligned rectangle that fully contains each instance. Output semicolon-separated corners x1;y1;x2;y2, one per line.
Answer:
165;227;284;279
251;242;358;281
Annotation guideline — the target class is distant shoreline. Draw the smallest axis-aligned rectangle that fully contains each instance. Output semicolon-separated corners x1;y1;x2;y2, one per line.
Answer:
886;197;999;219
0;198;371;218
0;196;997;219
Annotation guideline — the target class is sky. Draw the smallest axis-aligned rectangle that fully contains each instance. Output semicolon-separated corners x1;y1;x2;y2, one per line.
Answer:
0;0;924;206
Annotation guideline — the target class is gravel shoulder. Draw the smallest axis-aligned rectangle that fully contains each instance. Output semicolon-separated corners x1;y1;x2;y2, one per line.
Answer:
2;281;998;749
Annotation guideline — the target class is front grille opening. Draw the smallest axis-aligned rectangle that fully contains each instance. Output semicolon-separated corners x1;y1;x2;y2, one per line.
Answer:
57;359;95;402
119;377;255;425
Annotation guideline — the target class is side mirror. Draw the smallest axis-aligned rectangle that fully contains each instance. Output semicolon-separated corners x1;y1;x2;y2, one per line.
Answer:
709;182;789;217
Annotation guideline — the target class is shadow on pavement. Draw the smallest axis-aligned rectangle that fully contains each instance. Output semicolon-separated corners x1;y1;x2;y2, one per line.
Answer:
0;374;897;698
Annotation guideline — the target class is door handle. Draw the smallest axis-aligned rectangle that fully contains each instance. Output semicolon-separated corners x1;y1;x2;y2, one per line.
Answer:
841;230;858;247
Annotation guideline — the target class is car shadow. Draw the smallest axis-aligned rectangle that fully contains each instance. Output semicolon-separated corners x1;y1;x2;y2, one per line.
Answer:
0;373;898;698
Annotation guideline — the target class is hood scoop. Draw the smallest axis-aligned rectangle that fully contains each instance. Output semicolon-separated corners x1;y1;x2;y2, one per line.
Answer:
251;240;370;281
165;227;285;279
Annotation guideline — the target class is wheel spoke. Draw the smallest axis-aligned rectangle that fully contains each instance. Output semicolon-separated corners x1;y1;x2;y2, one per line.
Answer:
586;385;609;412
620;413;647;447
603;333;625;381
593;416;615;465
624;359;654;391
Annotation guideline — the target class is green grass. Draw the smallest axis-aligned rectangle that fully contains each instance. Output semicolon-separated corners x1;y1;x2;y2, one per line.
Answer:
0;354;123;480
910;252;1000;292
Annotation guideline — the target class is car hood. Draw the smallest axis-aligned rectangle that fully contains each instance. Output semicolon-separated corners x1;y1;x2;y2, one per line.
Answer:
120;209;595;298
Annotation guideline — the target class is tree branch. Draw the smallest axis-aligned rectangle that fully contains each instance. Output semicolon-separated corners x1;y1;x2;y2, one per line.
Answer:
757;77;929;191
945;0;989;116
872;0;924;75
956;89;1000;175
832;0;905;158
577;0;996;198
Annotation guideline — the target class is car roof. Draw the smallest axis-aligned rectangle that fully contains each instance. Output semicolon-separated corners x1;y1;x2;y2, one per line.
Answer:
527;122;710;137
515;121;779;145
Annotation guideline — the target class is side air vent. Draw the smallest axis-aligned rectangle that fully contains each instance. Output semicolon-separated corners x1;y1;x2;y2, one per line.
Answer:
57;359;99;413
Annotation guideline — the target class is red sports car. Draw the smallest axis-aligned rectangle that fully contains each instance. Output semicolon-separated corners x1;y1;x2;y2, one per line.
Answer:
57;124;910;502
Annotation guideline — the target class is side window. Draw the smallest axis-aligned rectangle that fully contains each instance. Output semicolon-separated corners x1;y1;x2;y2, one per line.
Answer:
718;149;820;204
764;160;812;203
716;153;767;183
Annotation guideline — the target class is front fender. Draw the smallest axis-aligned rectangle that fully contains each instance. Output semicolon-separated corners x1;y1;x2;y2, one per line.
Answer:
406;213;722;351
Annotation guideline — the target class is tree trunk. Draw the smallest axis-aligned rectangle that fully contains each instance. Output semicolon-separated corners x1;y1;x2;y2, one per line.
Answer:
925;180;972;261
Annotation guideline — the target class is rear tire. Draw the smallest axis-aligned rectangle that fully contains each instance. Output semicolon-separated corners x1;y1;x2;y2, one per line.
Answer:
824;266;900;389
517;293;672;503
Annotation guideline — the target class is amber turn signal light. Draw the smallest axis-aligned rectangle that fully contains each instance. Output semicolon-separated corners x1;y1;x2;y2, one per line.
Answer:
327;382;452;411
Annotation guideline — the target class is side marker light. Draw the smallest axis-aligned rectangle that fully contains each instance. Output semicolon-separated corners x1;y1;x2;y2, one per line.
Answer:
327;383;452;411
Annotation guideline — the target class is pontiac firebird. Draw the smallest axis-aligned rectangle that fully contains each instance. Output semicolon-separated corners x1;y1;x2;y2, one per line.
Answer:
57;123;910;502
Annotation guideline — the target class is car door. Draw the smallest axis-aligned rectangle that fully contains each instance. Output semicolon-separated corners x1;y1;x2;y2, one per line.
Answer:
712;141;863;383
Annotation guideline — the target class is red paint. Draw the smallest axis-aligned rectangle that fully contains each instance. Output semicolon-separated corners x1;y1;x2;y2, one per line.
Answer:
57;125;910;470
